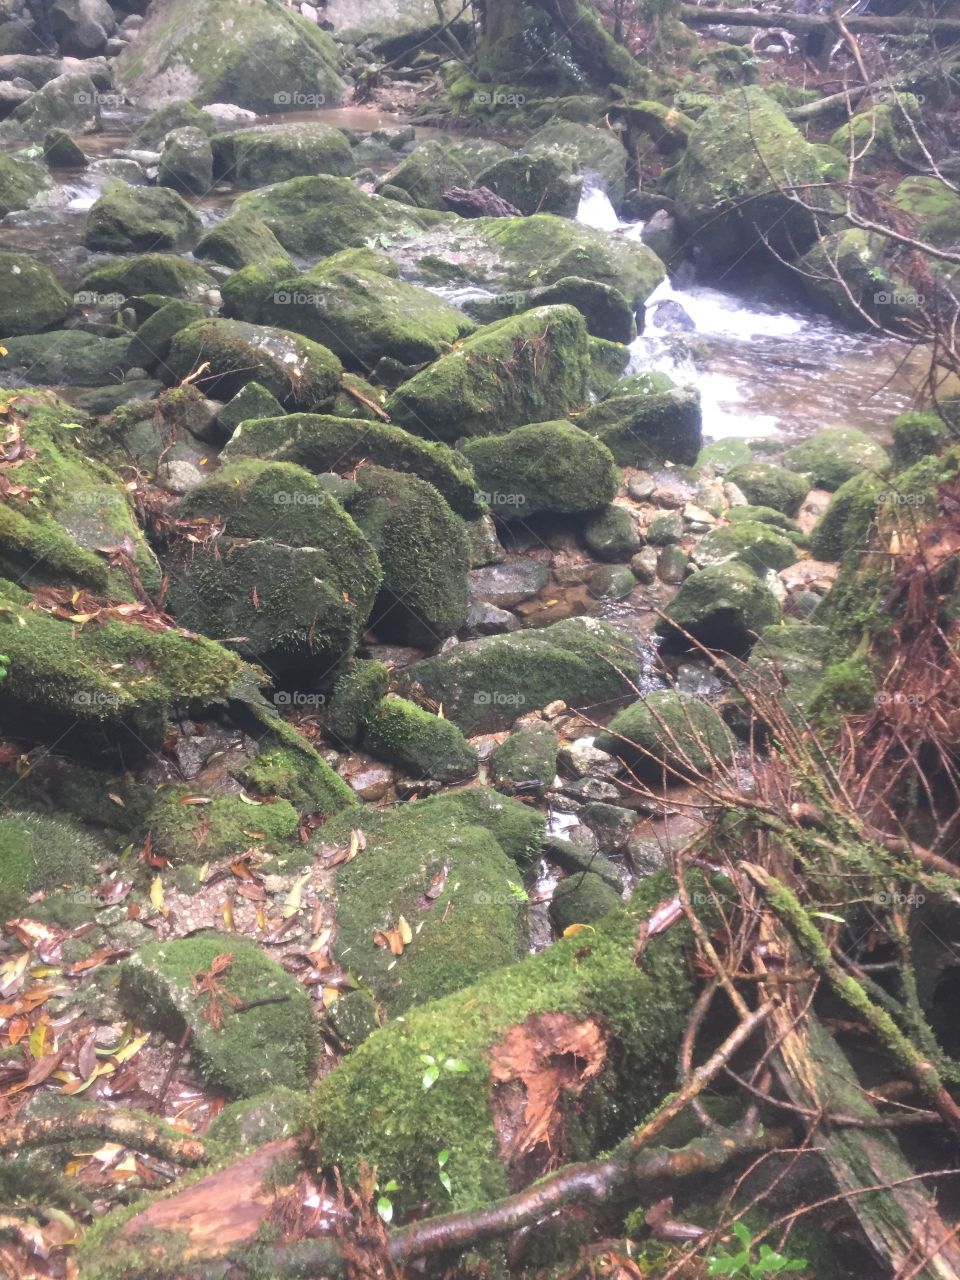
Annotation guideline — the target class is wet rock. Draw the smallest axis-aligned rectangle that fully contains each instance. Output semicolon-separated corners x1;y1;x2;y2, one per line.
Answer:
0;80;35;117
558;736;619;778
51;0;115;56
462;601;519;638
631;546;658;583
560;775;621;803
784;426;890;492
646;510;683;544
9;71;100;136
42;125;85;165
212;121;353;187
83;182;201;251
580;371;702;468
0;54;63;87
627;471;655;501
340;758;395;801
587;564;635;601
475;151;581;218
1;328;130;383
126;298;206;376
491;722;557;798
550;871;620;931
469;557;549;609
582;504;641;561
683;504;716;533
657;543;689;584
596;689;734;781
627;812;705;876
725;460;808;516
641;208;680;262
579;801;635;853
528;121;628;204
693;520;799;574
363;694;478;783
464;512;505;568
543;830;621;889
0;250;70;336
158;124;213;195
651;469;697;508
656;561;782;653
195;207;290;270
376;138;470;210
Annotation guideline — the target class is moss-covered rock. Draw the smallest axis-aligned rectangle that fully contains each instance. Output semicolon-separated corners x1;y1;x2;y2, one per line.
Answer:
583;504;641;560
0;389;158;598
146;785;299;862
892;175;960;250
222;412;484;518
194;207;292;271
126;298;206;375
207;1086;309;1152
228;248;475;371
475;150;581;217
725;460;808;516
83;182;202;252
809;472;884;562
166;318;341;410
693;520;798;574
0;811;107;919
784;426;890;491
157;125;213;196
114;0;345;114
797;226;923;332
363;694;478;782
241;712;355;815
890;410;949;470
350;464;470;647
10;71;101;138
131;99;217;149
216;382;285;436
657;561;782;653
0;151;49;217
326;659;390;746
398;616;638;732
830;98;922;173
460;420;618;520
579;374;702;467
528;121;628;204
211;122;352;188
377;138;471;210
236;175;439;258
595;689;734;779
0;329;131;386
550;871;620;932
387;305;590;442
77;253;216;301
0;251;71;337
674;86;827;266
491;722;558;797
310;867;698;1214
119;933;317;1098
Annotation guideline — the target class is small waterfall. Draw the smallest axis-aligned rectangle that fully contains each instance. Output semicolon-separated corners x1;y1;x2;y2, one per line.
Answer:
576;175;621;232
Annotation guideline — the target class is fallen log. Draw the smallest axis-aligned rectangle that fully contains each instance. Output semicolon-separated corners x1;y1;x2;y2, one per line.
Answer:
680;4;960;38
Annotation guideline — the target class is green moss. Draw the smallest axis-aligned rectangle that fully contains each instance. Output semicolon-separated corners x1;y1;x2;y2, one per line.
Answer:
363;694;478;782
223;412;483;518
807;658;876;730
587;336;631;398
206;1087;309;1152
244;711;354;816
83;182;201;252
131;100;217;148
398;616;638;732
0;811;107;918
892;175;960;250
725;460;808;515
461;420;618;519
595;689;735;779
0;151;49;217
387;305;590;442
377;139;471;210
491;722;558;797
212;122;353;187
890;410;950;469
166;318;342;411
809;472;884;562
310;868;699;1214
0;252;71;337
550;871;621;931
119;932;317;1098
694;520;798;574
350;464;470;646
146;786;299;862
830;99;922;173
784;427;890;491
78;254;216;300
656;561;782;654
579;379;702;468
326;660;390;746
475;151;580;218
194;207;291;271
582;504;641;560
127;298;205;373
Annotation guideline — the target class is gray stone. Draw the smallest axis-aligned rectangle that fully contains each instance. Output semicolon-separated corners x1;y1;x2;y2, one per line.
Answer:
468;557;549;609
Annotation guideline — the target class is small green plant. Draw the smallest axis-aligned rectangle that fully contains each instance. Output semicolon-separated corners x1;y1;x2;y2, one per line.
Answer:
375;1178;400;1223
0;654;8;680
420;1053;469;1090
708;1223;807;1277
437;1149;452;1195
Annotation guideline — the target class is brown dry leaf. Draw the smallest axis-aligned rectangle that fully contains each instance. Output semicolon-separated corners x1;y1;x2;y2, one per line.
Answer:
490;1013;607;1170
373;916;412;957
66;946;129;975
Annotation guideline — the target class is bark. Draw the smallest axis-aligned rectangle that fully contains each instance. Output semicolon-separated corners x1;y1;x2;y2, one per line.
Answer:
680;4;960;38
442;185;523;217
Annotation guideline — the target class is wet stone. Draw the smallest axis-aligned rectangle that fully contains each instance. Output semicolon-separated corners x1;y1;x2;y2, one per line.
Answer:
558;737;619;778
468;557;549;608
657;544;689;584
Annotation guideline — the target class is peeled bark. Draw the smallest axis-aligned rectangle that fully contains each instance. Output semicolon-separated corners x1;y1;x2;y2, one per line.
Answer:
680;4;960;38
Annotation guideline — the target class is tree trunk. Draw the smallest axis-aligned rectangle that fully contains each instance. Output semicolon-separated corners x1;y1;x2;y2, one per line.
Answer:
680;4;960;39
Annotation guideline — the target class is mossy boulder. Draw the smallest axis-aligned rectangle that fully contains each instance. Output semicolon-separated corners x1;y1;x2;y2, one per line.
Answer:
673;86;827;266
310;868;699;1214
809;472;884;562
363;694;478;782
656;561;782;653
113;0;345;114
693;520;798;574
892;175;960;250
240;713;355;815
126;298;206;374
0;151;49;217
798;226;922;332
229;248;475;371
145;786;300;862
77;253;216;301
216;382;285;436
350;464;470;647
0;389;158;598
157;125;214;196
725;461;807;516
743;621;831;716
10;71;101;138
0;251;71;337
119;933;317;1098
528;121;628;205
0;577;255;755
579;374;702;467
194;208;292;271
583;504;641;561
131;99;217;149
595;689;735;779
0;811;107;919
212;122;353;187
491;722;558;798
398;616;638;732
387;305;590;442
461;420;618;520
890;410;949;469
550;872;621;932
784;427;890;491
321;798;528;1018
83;183;202;252
377;139;471;210
326;659;390;746
0;330;131;386
166;318;342;410
236;175;438;258
475;150;581;217
222;411;483;518
830;99;922;173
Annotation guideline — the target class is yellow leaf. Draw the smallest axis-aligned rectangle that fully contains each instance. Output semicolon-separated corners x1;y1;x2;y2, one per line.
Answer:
111;1032;150;1065
222;897;235;931
437;702;444;720
322;986;340;1008
562;923;595;938
29;1021;51;1061
107;793;125;807
149;875;166;917
397;915;413;946
283;870;311;918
